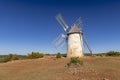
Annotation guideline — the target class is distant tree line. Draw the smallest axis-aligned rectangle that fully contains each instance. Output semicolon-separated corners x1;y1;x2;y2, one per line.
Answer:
0;52;52;63
94;51;120;57
1;51;119;63
0;52;65;63
105;51;120;56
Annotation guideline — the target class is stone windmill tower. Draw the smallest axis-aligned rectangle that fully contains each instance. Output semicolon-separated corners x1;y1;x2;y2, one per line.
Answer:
53;14;92;58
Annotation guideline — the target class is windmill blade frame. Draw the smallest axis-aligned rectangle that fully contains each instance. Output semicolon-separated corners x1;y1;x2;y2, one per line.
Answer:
82;35;92;55
56;14;69;31
73;17;83;28
53;33;67;49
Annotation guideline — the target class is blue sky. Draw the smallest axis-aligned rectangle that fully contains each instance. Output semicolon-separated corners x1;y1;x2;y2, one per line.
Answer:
0;0;120;55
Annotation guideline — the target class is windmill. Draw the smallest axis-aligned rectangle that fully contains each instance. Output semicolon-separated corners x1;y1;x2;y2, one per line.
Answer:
53;14;92;58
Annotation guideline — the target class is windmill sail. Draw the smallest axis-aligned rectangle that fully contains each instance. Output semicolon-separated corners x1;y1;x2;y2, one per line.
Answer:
53;34;67;49
56;14;68;31
74;17;82;28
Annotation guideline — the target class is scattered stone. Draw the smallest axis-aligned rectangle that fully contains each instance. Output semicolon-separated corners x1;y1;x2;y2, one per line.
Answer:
102;78;109;80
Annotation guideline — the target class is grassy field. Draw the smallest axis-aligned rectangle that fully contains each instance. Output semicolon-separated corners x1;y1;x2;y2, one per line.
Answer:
0;56;120;80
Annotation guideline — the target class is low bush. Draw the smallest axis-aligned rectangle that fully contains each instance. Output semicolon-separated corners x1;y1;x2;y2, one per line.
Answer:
27;52;44;59
0;54;19;63
0;57;10;63
9;54;19;60
67;57;83;67
96;54;105;57
44;53;51;56
95;51;120;57
56;52;62;58
106;51;120;56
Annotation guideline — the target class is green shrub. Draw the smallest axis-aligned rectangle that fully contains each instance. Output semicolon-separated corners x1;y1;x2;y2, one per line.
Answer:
97;54;105;57
0;57;10;63
27;52;44;59
67;57;83;66
44;53;51;56
106;51;120;56
0;54;19;63
11;54;19;60
56;52;62;58
8;54;19;60
17;55;27;60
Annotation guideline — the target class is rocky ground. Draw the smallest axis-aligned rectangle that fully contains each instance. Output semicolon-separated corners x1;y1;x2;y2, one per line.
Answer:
0;56;120;80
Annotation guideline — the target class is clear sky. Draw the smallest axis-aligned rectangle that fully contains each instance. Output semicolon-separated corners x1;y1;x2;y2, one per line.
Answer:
0;0;120;55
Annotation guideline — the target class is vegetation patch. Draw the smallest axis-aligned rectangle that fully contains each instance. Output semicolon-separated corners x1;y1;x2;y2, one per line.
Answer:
94;51;120;57
56;52;62;58
67;57;83;67
106;51;120;56
0;54;19;63
27;52;44;59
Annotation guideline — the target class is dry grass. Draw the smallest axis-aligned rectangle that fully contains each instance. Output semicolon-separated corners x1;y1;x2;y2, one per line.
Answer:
0;56;120;80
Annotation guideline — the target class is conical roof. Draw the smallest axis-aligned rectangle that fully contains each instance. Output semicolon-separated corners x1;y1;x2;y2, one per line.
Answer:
68;25;82;34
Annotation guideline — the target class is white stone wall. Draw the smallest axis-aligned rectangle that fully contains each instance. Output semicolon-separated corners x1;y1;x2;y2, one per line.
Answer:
67;33;84;58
